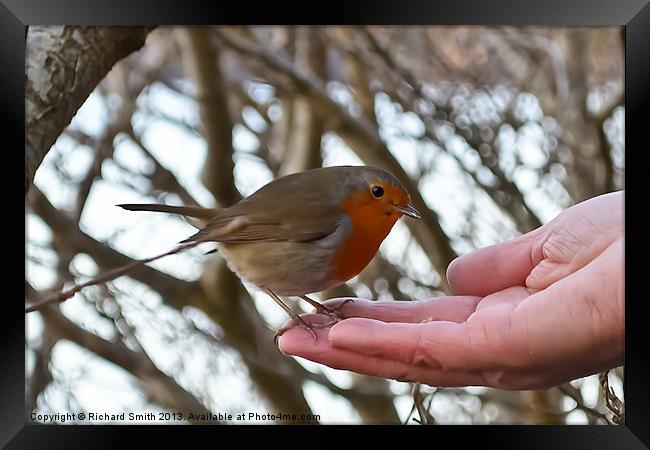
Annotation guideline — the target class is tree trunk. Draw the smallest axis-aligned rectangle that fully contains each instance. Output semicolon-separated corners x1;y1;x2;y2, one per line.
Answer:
25;26;152;194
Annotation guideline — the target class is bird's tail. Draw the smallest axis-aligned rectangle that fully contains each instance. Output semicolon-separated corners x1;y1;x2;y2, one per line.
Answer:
25;211;247;314
27;230;216;313
117;203;218;229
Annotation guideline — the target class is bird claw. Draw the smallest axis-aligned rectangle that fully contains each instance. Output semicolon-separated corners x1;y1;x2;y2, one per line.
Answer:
315;298;354;320
273;311;349;347
274;316;317;347
273;299;355;348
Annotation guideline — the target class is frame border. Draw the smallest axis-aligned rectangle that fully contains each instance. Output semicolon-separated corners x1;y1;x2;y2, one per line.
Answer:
8;0;649;447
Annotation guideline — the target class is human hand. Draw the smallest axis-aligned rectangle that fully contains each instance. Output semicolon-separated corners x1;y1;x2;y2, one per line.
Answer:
278;191;624;389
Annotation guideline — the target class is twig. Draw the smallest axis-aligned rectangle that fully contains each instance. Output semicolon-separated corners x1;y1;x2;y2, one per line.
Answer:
25;217;246;313
411;383;433;425
557;383;611;424
363;28;542;232
599;371;624;424
125;128;201;207
25;326;55;415
28;284;213;421
403;399;418;425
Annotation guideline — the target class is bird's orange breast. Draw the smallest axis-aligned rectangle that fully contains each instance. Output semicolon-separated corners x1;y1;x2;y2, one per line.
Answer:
330;193;400;283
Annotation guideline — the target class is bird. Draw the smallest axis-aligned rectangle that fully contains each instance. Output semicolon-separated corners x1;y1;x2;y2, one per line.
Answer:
118;165;421;341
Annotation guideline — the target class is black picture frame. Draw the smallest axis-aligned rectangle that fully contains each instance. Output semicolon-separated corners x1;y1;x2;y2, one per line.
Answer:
6;0;649;447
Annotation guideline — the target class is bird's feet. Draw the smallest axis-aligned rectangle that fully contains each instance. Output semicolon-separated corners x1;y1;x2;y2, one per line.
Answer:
316;299;354;320
274;314;319;347
273;298;355;347
301;296;355;322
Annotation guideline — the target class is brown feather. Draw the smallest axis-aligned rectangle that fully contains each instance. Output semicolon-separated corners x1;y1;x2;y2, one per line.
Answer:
117;204;218;229
120;166;403;245
185;168;356;243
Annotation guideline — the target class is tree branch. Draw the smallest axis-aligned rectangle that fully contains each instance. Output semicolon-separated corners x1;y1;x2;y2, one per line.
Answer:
363;28;542;231
26;26;154;195
27;186;198;309
27;284;213;422
277;28;326;175
179;28;240;206
557;383;611;424
25;323;55;417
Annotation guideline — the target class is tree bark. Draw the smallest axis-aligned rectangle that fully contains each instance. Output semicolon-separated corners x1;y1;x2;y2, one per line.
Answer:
179;27;240;207
25;26;153;195
278;28;326;176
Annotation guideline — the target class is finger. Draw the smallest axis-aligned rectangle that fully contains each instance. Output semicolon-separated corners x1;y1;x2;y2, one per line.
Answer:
328;289;556;373
277;318;585;389
278;324;487;387
279;323;596;390
446;229;544;296
327;317;476;371
320;297;481;324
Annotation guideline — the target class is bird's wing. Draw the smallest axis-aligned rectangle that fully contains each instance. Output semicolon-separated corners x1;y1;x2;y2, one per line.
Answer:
185;204;342;244
184;170;347;244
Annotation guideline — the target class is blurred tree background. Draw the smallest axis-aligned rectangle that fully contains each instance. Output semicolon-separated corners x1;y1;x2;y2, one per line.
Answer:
25;26;624;424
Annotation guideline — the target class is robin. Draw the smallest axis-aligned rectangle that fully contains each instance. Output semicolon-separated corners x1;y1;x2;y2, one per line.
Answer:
119;165;420;341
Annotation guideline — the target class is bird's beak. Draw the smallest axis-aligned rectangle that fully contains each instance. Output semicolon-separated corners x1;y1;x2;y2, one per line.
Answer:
393;203;421;219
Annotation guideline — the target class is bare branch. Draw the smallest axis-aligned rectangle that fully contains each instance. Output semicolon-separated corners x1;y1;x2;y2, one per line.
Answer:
26;212;244;313
599;371;624;424
179;28;240;206
277;28;326;175
27;186;198;308
363;28;542;231
28;286;212;421
25;303;56;416
124;128;202;207
557;383;611;424
26;26;153;194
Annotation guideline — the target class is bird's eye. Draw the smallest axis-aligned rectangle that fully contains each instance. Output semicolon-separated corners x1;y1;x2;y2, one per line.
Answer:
371;185;384;198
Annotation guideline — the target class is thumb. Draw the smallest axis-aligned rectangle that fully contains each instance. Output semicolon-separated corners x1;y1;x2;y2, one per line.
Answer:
446;228;545;296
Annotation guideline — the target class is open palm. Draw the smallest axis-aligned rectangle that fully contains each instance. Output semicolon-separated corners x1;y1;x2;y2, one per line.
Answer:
278;191;623;389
